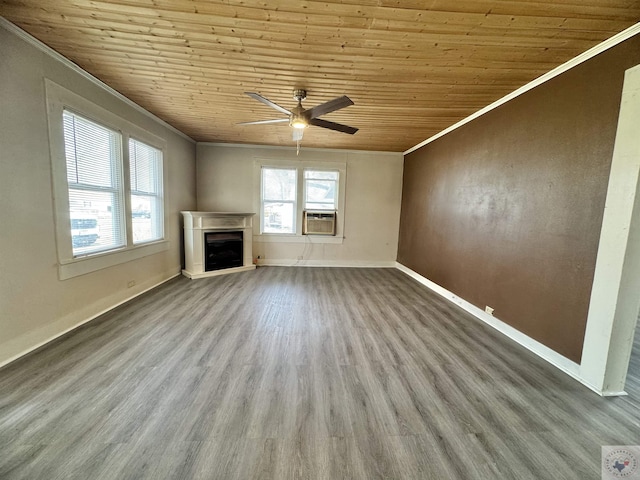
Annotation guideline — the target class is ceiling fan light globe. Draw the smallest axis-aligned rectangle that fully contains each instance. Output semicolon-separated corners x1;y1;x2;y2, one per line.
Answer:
291;119;307;129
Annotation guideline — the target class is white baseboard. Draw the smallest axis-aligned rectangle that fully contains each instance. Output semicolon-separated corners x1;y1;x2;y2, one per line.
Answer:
257;259;397;268
182;264;256;279
0;268;182;369
395;262;610;396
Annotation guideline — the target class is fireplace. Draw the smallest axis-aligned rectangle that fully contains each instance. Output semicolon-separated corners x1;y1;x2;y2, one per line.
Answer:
181;211;255;279
205;231;243;271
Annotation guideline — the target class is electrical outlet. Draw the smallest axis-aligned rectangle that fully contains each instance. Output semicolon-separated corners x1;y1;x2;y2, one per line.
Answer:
127;280;136;288
485;306;494;315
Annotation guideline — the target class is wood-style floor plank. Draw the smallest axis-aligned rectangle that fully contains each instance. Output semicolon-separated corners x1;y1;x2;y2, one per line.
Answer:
1;266;639;479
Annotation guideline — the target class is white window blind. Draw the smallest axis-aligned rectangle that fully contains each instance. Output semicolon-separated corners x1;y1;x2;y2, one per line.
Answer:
63;110;125;256
129;138;164;243
304;170;339;210
261;167;297;233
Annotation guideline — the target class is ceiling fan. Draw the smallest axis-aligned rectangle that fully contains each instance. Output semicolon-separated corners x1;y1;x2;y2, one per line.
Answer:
239;89;358;149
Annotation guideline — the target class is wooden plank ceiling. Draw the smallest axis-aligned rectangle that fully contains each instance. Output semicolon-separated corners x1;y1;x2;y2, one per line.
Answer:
1;1;638;152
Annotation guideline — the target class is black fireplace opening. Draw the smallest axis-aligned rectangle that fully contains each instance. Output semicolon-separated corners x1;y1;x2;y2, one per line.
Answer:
204;231;243;272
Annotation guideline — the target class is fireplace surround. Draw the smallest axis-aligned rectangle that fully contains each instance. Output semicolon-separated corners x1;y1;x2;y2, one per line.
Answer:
181;211;255;279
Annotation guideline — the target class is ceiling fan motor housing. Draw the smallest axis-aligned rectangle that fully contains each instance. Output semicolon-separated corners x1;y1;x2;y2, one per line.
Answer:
290;91;309;128
289;107;308;128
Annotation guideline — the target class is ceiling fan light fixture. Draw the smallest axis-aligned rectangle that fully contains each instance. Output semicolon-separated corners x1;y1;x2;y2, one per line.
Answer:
290;116;308;129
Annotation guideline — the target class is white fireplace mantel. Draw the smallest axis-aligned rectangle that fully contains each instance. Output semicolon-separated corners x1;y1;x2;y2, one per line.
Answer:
181;211;256;279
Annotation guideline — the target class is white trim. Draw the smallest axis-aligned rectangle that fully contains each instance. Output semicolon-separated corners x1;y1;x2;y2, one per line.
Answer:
258;259;396;268
254;158;347;239
59;240;170;280
580;63;640;395
404;22;640;155
0;17;194;144
199;142;400;156
45;79;171;279
182;264;256;279
394;262;616;396
0;270;181;370
261;165;299;234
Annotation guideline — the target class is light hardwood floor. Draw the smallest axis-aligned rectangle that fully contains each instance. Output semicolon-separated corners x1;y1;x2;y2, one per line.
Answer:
1;267;639;479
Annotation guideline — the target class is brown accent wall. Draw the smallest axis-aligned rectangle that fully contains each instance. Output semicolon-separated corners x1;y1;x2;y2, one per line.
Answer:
398;36;640;363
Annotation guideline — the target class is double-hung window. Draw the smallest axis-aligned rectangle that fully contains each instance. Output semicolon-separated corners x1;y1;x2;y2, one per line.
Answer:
129;138;164;243
304;170;338;211
47;80;167;279
261;167;297;234
63;110;126;256
257;161;345;240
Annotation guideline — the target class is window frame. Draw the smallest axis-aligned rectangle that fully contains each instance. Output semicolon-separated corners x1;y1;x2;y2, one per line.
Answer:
260;166;298;234
63;109;127;256
46;80;169;280
254;158;346;244
128;136;165;244
303;169;339;211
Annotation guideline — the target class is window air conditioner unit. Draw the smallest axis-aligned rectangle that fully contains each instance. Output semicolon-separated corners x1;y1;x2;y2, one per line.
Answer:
303;210;336;236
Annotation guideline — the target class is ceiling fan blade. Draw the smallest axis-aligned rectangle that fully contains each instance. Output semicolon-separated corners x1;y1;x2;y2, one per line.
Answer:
245;92;292;115
238;118;289;125
307;96;354;119
309;118;358;135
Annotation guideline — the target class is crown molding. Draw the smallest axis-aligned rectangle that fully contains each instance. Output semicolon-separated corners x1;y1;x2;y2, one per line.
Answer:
405;22;640;156
197;141;402;156
0;16;195;144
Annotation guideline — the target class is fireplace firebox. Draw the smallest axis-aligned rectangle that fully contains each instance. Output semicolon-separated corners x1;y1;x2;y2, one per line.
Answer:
205;231;243;271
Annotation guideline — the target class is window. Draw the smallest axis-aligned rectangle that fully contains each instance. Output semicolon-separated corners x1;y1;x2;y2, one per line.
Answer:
129;138;164;243
257;161;345;241
62;113;165;254
47;80;168;279
261;167;297;233
304;170;338;210
63;111;126;256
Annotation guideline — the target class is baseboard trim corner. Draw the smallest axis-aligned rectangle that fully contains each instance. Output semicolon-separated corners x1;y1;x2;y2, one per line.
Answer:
601;390;628;397
394;262;610;396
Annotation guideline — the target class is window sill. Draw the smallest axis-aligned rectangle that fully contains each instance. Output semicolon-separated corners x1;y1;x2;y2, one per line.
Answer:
58;240;170;280
253;234;344;244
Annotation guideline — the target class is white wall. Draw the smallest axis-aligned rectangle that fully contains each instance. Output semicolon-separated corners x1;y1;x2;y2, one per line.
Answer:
196;143;404;266
0;23;197;366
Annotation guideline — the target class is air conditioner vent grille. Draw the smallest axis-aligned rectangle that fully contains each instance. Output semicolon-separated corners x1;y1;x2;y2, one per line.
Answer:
303;210;336;236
